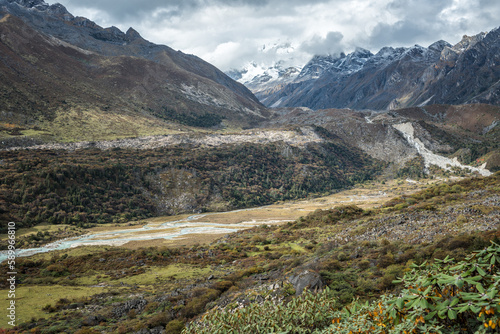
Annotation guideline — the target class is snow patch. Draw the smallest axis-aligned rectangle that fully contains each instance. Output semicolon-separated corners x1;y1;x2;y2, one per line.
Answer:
418;95;434;107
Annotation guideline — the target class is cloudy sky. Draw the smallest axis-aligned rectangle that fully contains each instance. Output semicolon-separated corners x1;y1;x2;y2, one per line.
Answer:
53;0;500;71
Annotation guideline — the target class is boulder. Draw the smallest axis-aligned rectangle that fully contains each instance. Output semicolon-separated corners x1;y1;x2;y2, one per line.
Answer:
288;270;325;296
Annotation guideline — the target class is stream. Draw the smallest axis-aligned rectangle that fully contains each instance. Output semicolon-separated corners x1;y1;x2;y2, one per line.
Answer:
0;186;395;263
0;208;280;262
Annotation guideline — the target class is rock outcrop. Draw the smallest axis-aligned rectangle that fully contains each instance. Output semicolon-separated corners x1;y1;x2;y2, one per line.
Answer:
288;270;325;295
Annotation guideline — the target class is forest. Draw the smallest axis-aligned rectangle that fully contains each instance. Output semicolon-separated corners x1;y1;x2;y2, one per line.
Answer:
0;131;383;235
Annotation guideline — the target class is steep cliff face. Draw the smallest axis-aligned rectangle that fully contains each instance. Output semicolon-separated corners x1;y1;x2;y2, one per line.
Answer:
255;28;500;111
416;28;500;107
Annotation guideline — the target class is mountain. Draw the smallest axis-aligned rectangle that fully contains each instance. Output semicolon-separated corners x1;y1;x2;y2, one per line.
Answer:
253;28;500;110
0;0;268;144
227;61;301;99
226;42;304;105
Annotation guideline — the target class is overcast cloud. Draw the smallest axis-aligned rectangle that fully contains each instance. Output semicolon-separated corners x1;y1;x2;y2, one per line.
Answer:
53;0;500;71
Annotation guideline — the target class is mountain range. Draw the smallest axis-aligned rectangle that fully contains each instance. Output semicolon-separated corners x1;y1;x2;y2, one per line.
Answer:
0;0;499;173
232;30;500;110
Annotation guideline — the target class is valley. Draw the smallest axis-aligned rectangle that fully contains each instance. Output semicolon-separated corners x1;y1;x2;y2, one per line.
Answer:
1;172;498;332
0;0;500;333
0;177;423;261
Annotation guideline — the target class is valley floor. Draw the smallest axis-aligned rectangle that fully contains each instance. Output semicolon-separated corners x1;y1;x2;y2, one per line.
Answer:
1;178;429;257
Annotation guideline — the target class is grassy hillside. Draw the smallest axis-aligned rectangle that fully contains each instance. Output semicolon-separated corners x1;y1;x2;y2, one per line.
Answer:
1;172;498;332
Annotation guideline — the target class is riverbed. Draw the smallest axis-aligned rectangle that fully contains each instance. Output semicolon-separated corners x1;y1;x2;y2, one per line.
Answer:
0;178;429;262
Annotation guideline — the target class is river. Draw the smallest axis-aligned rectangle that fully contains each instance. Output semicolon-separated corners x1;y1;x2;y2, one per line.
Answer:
0;208;289;262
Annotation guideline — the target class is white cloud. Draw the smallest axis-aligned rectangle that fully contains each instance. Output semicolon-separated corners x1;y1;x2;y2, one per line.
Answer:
53;0;500;71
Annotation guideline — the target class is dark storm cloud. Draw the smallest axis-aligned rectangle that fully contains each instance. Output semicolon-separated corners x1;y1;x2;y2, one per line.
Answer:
366;0;500;51
58;0;330;21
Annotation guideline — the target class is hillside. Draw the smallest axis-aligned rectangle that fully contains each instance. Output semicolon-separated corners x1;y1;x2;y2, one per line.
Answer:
1;173;498;332
264;104;500;172
0;127;382;233
0;0;268;145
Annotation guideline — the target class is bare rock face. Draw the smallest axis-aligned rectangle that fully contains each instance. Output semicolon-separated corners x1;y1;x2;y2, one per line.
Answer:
288;270;325;296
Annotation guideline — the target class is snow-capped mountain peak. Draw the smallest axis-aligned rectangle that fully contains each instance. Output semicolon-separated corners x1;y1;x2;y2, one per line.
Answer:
226;41;303;93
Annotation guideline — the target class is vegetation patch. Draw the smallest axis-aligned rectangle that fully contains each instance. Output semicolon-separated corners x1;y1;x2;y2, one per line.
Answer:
0;137;382;235
0;285;110;325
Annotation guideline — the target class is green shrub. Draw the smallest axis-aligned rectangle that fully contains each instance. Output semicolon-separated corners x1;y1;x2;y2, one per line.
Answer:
146;311;172;328
183;289;221;318
211;280;234;292
165;320;185;334
324;241;500;333
182;288;338;333
357;259;371;270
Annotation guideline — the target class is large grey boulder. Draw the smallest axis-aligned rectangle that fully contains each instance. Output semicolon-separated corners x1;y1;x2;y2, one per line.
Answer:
288;270;325;296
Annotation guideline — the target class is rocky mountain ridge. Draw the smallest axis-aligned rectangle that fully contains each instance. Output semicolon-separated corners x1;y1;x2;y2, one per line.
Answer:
243;28;500;111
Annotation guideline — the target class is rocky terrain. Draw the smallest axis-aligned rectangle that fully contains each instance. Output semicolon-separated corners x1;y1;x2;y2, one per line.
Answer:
3;127;323;151
263;104;500;173
335;192;500;245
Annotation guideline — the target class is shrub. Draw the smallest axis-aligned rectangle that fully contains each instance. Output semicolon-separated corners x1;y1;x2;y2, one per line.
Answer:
182;289;221;318
144;301;160;314
146;311;172;328
43;264;69;277
456;214;467;224
165;320;185;334
322;272;356;305
357;259;371;270
378;264;404;290
320;258;342;271
182;288;338;334
128;309;137;319
211;280;234;292
74;329;100;334
324;241;500;333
